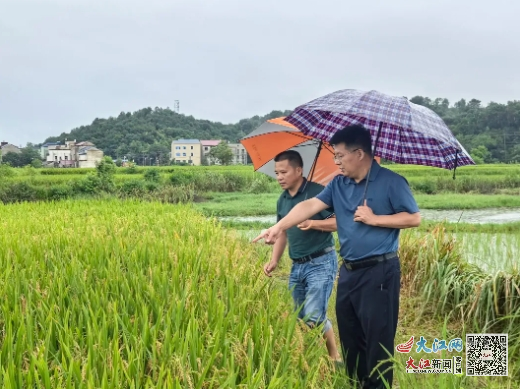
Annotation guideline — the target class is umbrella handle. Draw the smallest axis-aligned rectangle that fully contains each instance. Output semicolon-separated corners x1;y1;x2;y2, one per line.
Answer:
362;121;383;202
452;150;459;180
306;140;323;185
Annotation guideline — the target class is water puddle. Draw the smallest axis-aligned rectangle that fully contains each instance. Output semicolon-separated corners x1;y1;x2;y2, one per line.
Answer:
420;208;520;224
222;209;520;273
220;208;520;225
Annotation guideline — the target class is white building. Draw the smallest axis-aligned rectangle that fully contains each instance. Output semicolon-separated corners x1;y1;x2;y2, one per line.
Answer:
171;139;202;165
228;143;248;165
46;140;103;168
40;142;61;159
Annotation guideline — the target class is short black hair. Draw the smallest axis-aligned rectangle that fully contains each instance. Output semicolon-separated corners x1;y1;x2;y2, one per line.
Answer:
274;150;303;168
329;124;372;156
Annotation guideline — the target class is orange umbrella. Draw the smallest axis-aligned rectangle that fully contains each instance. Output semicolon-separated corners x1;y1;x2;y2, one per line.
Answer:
240;117;341;186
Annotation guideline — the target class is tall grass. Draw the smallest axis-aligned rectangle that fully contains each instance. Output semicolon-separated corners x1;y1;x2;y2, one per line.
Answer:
453;233;520;273
3;164;520;205
399;226;520;335
232;227;520;387
1;200;519;387
0;200;345;388
8;163;520;177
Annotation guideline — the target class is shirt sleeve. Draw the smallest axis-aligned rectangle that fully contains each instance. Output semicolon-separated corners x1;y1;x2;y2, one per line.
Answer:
276;197;282;222
318;208;334;220
389;175;420;214
316;179;335;210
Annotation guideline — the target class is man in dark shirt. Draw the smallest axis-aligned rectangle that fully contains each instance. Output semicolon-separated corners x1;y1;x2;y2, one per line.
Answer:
262;150;341;361
254;125;421;388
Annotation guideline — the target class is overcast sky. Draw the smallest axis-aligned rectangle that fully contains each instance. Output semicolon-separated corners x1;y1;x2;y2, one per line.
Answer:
1;0;519;146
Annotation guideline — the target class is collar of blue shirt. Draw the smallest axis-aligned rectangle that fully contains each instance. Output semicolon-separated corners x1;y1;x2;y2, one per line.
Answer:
344;159;382;185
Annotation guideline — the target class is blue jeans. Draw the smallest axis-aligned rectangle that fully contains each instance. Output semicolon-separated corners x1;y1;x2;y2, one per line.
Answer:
288;250;338;334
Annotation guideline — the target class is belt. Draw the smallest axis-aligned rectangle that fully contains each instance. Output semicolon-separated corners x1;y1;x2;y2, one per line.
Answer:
291;246;335;264
342;251;398;271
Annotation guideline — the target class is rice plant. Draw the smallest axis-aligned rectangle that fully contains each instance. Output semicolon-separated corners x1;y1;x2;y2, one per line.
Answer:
0;200;345;388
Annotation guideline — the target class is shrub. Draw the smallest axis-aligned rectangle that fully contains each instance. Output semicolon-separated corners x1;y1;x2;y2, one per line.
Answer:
118;179;147;197
150;184;195;203
143;168;161;183
248;177;272;194
47;184;73;200
71;174;102;195
0;182;46;203
0;164;16;178
169;171;194;186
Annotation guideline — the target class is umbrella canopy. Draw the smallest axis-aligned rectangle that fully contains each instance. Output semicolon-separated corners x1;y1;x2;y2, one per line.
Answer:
284;89;475;171
240;117;340;186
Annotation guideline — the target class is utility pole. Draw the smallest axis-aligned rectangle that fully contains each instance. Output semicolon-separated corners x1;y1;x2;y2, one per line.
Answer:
174;100;180;113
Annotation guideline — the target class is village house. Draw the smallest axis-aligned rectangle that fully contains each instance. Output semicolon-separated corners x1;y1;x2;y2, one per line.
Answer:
200;140;221;165
170;138;250;166
45;140;104;168
171;139;202;165
0;141;21;155
40;141;61;159
228;142;248;165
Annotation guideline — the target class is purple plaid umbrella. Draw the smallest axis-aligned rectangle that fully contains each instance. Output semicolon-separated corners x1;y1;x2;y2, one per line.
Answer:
284;89;475;175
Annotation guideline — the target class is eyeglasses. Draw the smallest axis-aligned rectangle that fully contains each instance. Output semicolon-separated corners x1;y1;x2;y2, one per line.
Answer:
333;148;360;161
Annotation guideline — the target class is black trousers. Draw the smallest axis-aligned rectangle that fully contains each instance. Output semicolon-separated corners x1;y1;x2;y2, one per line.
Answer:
336;256;400;389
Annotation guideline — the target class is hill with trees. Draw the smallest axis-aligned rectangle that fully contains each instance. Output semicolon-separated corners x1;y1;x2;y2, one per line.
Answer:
40;96;520;164
42;108;292;163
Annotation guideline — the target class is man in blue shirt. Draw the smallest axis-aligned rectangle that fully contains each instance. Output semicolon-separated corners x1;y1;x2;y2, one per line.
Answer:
253;125;420;389
263;150;341;361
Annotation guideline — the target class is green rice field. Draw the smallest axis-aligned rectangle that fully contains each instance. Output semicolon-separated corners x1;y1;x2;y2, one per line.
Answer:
1;162;520;387
1;199;519;388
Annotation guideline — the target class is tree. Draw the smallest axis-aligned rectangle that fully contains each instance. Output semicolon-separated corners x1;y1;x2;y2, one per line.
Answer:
96;156;116;192
31;159;42;168
470;145;491;164
148;142;170;165
42;107;293;158
209;142;234;165
1;147;41;167
37;98;520;164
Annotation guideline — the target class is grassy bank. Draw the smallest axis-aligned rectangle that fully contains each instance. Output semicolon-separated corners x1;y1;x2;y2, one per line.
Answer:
2;164;520;204
195;192;520;217
2;163;519;177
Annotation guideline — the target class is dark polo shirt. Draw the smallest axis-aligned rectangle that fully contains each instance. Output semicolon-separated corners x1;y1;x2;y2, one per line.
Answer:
277;178;335;259
316;160;419;261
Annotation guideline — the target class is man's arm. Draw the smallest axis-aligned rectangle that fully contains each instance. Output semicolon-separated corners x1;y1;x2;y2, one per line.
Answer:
297;216;337;232
354;183;421;229
371;212;421;228
277;197;330;231
263;231;287;276
254;180;336;245
253;197;330;244
354;199;421;228
270;231;287;262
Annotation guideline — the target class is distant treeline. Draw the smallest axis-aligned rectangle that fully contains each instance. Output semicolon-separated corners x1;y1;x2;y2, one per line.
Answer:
38;96;520;163
42;108;292;162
